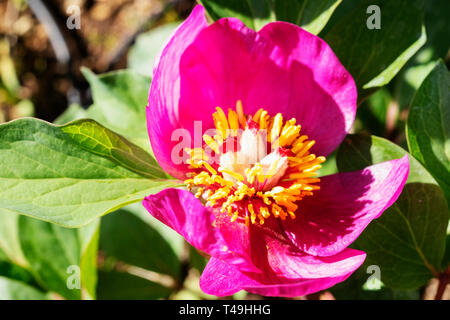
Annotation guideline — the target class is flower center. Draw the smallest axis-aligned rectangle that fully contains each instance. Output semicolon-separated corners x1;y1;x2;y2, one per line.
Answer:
185;100;325;226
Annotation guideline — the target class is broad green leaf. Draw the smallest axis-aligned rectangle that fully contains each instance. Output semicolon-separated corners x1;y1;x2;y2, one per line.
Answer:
82;68;152;152
274;0;342;34
200;0;340;34
0;211;99;299
61;119;167;179
0;277;49;300
394;0;450;111
395;52;437;111
0;209;28;268
128;22;180;77
19;215;82;300
18;216;100;300
0;253;36;285
324;0;426;103
189;246;207;273
97;271;172;300
406;61;450;206
355;88;392;137
337;134;449;289
330;267;420;300
99;209;180;279
79;220;100;300
0;118;176;227
422;0;450;60
124;202;185;258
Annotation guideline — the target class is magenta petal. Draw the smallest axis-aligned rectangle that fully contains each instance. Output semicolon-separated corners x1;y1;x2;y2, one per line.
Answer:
143;188;255;270
261;235;367;279
178;18;285;122
258;22;357;156
179;19;357;157
147;5;208;179
281;155;410;257
214;209;366;279
200;257;362;297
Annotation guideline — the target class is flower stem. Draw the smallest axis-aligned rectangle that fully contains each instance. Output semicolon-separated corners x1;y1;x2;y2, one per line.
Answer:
434;267;450;300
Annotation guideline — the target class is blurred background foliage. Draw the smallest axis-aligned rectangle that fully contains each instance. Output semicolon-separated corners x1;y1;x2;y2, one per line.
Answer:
0;0;448;300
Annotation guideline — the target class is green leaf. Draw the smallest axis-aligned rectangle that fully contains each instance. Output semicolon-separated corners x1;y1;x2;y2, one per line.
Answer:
96;271;172;300
422;0;450;60
19;215;82;300
189;246;207;273
0;277;49;300
61;119;167;179
355;88;392;137
99;209;180;279
274;0;342;34
0;255;36;285
18;216;100;300
0;118;177;227
200;0;340;34
79;220;100;300
0;209;28;268
406;61;450;206
82;68;152;152
324;0;426;103
394;1;450;111
330;267;420;300
128;23;180;77
336;134;449;289
124;202;186;258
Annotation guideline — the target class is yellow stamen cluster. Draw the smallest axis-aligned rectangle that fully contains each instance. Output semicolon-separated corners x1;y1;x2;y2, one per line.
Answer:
185;101;325;226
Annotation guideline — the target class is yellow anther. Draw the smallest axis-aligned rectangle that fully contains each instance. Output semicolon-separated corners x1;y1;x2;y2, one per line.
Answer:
198;160;217;175
195;188;204;198
248;203;256;224
288;171;318;179
252;108;264;123
245;163;263;184
288;211;296;219
270;113;283;145
236;100;247;128
292;135;309;153
295;140;316;157
218;166;245;181
213;108;229;138
302;164;322;173
185;101;324;227
289;153;316;164
260;206;270;219
259;110;269;130
279;122;301;146
203;134;220;153
227;109;239;135
258;214;265;225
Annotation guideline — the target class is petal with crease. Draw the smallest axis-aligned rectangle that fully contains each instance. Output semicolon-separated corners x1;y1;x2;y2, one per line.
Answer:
281;155;410;257
200;257;363;297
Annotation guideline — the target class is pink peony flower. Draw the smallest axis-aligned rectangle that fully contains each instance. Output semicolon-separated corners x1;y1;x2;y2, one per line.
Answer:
143;5;409;297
